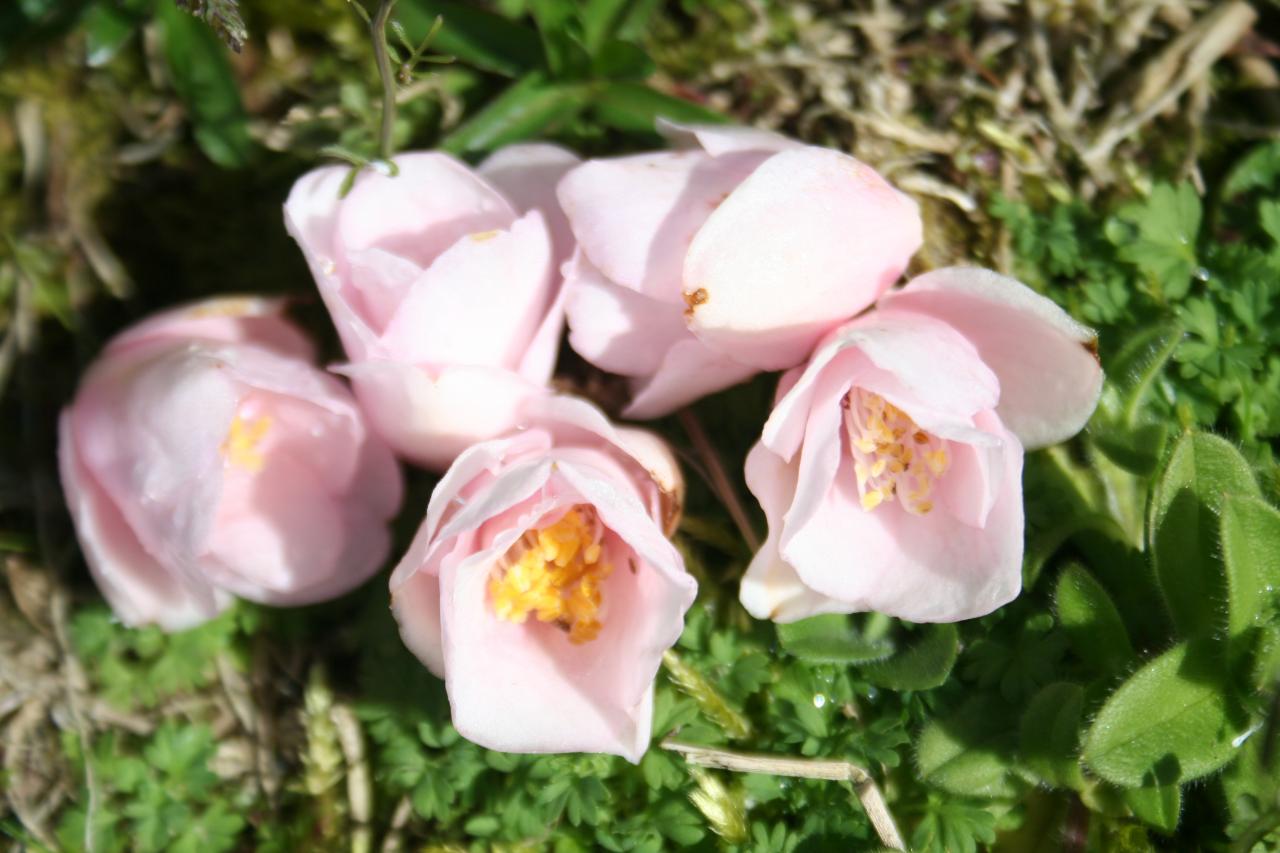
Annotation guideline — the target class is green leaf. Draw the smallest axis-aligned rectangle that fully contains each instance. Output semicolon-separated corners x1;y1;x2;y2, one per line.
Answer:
1149;430;1260;638
1222;141;1280;198
775;614;894;665
1123;783;1181;833
1018;682;1085;790
1082;639;1245;787
580;0;629;54
1113;183;1202;300
82;0;143;67
528;0;589;78
917;695;1021;799
1104;321;1184;426
862;624;958;691
1093;422;1170;477
1222;493;1280;673
397;0;542;77
440;71;589;155
154;0;252;168
1055;564;1134;675
592;81;724;135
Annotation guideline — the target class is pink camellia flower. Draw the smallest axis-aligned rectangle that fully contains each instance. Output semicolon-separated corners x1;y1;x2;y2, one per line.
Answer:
739;267;1103;623
559;122;922;418
284;143;580;470
390;394;695;761
59;297;403;631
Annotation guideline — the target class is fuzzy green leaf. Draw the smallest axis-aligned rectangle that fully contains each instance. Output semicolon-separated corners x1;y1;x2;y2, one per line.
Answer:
1082;640;1245;787
775;614;894;665
1019;682;1085;790
1055;564;1134;675
1149;431;1260;638
1123;783;1181;833
1222;494;1280;642
862;624;958;691
917;695;1021;799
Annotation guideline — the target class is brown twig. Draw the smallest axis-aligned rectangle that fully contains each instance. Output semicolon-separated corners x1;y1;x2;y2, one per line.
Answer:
661;739;906;850
677;409;761;552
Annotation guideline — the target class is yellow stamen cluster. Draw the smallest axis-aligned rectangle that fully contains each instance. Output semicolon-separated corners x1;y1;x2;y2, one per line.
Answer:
221;414;272;472
843;390;949;515
488;507;612;644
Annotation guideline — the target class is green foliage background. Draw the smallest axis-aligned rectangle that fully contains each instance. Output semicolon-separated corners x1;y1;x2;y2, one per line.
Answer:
1;1;1279;851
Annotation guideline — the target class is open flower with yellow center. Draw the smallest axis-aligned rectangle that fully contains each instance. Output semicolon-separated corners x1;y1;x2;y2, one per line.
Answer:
390;395;695;762
739;267;1103;625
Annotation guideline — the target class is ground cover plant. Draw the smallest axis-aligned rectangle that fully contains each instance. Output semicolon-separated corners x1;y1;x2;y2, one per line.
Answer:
2;1;1279;850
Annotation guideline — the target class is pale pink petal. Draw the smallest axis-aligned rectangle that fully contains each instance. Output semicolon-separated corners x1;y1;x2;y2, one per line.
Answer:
284;166;379;359
379;211;554;370
759;354;858;463
346;248;423;333
612;426;684;535
557;149;767;302
389;432;551;593
105;297;313;362
774;364;854;553
515;267;566;385
478;142;581;262
739;442;849;622
820;311;1001;424
391;568;446;676
563;250;688;378
58;413;226;630
205;454;344;599
781;411;1024;622
73;347;239;572
336;152;516;268
657;119;802;156
518;394;683;531
683;147;922;370
623;337;757;419
878;266;1103;449
340;361;547;471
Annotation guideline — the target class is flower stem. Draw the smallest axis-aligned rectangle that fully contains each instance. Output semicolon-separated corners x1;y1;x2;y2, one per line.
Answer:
371;0;398;162
661;739;906;850
677;409;761;552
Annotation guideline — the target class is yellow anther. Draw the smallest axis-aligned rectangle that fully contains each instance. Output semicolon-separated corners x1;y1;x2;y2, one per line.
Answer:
843;390;950;517
469;229;500;242
488;507;612;644
221;414;272;472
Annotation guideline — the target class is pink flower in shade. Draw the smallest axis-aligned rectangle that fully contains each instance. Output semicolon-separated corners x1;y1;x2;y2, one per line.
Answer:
739;267;1104;624
283;144;580;471
58;297;403;631
389;395;695;761
558;122;923;418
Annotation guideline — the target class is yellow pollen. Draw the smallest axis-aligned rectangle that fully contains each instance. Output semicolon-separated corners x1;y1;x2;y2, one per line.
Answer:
221;414;272;472
843;389;950;516
469;229;500;242
488;507;612;644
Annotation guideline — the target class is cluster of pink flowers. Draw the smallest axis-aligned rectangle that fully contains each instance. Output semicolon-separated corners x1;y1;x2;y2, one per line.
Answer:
59;123;1101;760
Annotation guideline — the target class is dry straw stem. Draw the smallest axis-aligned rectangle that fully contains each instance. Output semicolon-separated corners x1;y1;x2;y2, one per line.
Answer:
662;739;906;850
1083;1;1258;177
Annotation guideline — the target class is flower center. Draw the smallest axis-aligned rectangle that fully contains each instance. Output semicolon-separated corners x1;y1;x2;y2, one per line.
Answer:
221;413;272;472
488;506;613;644
843;389;949;515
